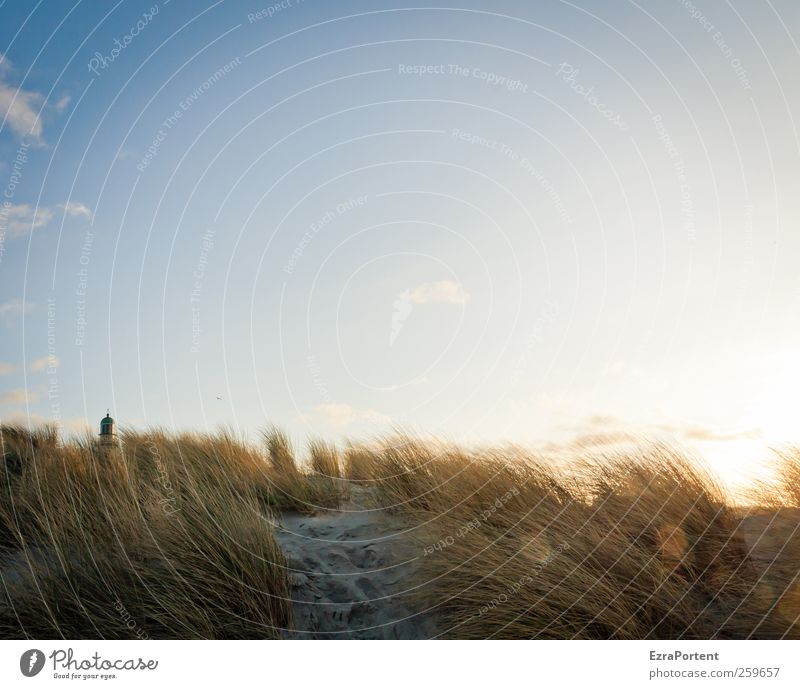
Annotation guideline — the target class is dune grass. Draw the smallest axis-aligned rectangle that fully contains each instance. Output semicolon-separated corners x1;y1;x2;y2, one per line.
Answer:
345;437;800;639
1;424;799;639
0;425;343;639
750;449;800;510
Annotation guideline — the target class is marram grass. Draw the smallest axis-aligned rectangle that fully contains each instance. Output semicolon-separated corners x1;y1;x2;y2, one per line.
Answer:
1;424;798;639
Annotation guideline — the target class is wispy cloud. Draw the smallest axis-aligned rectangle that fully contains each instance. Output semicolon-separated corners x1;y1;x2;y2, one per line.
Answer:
409;280;469;305
377;376;429;391
566;415;764;447
588;414;621;426
0;362;14;375
0;299;33;317
358;408;392;424
30;355;59;373
1;411;89;432
1;201;92;238
568;430;640;449
115;147;137;162
313;403;357;427
2;203;54;237
0;52;44;141
0;388;37;405
662;423;763;443
52;94;71;113
60;201;92;218
391;280;469;345
300;403;390;428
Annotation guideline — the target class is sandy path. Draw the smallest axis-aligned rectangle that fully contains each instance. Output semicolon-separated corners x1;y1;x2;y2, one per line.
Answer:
273;486;437;639
737;508;800;589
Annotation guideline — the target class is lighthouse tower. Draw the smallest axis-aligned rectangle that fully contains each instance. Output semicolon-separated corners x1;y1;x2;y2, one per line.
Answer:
98;411;117;449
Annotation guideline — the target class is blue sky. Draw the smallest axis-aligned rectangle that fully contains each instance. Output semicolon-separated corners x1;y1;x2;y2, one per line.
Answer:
1;0;799;487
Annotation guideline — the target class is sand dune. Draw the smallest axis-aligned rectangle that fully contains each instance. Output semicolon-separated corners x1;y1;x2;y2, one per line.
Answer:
274;487;437;639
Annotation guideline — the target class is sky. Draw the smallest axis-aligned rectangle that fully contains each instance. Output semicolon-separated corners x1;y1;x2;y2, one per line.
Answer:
1;0;799;489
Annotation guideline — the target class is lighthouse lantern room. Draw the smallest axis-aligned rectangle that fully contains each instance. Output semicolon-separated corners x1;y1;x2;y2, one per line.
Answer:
99;412;116;443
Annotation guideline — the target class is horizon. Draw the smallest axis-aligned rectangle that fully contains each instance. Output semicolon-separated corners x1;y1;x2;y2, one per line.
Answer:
4;410;789;500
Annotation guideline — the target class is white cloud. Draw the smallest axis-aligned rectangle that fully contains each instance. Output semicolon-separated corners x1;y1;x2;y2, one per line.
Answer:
2;203;54;237
358;408;392;424
377;376;429;392
301;403;390;428
115;148;137;161
0;53;44;140
660;423;763;443
0;362;14;375
60;201;92;218
1;201;92;238
1;411;89;433
0;299;33;316
391;281;469;344
30;355;59;373
52;94;71;113
409;280;469;305
315;403;357;427
0;388;38;405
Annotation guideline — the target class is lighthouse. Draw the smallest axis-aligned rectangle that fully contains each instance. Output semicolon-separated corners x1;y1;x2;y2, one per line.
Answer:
98;411;117;448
